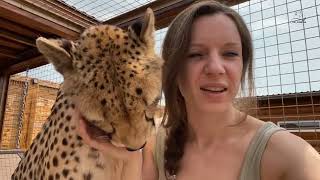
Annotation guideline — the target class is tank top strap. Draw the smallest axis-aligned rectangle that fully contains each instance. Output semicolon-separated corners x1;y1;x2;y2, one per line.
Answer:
239;122;285;180
153;126;167;180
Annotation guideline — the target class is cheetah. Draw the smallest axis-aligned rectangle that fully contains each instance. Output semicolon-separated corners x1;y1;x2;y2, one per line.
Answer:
12;8;162;180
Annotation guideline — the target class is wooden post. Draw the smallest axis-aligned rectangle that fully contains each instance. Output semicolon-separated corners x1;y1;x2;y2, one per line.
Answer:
0;71;9;143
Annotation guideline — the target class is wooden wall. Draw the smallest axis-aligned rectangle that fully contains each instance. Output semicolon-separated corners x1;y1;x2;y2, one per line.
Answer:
0;76;59;149
254;93;320;151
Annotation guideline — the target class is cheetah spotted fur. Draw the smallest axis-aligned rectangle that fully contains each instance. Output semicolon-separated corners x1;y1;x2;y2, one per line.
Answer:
12;8;162;180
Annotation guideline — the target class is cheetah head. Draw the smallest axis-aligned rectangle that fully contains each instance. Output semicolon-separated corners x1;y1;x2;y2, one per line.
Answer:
36;8;162;151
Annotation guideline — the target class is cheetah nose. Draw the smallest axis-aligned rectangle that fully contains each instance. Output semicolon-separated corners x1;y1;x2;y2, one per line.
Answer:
126;142;147;152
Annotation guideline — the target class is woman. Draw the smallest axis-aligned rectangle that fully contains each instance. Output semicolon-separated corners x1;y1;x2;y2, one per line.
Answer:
78;1;320;180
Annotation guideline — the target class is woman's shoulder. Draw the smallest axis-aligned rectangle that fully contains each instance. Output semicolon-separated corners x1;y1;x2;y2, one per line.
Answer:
246;115;318;165
264;123;318;161
245;116;320;179
261;121;320;179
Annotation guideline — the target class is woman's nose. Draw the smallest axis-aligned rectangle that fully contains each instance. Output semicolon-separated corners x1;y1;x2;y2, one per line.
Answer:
204;53;226;75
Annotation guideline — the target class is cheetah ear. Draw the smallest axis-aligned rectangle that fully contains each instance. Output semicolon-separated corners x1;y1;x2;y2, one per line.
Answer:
140;8;155;48
129;8;155;48
36;37;74;76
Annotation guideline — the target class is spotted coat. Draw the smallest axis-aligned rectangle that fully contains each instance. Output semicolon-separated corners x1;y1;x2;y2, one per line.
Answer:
12;8;162;180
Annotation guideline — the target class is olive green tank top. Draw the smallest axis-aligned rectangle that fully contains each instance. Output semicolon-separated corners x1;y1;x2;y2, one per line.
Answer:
153;122;285;180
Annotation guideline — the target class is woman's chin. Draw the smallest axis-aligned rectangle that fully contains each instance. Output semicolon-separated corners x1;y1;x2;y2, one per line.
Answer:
200;102;232;113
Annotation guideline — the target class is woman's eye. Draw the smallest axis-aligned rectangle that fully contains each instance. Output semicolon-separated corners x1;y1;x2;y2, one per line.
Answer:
188;53;202;58
224;51;239;57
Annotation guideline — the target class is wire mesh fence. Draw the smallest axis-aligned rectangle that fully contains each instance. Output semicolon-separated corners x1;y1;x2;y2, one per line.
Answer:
0;150;24;180
231;0;320;152
0;64;62;179
1;0;320;178
62;0;156;21
1;64;62;150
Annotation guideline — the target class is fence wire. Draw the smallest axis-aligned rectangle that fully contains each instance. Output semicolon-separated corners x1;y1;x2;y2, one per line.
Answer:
1;0;320;179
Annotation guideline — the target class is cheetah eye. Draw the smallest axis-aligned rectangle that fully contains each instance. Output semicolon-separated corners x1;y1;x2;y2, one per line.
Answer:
151;96;161;106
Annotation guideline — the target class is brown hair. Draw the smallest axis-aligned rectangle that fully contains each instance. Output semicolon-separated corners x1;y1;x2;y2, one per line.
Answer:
161;0;254;177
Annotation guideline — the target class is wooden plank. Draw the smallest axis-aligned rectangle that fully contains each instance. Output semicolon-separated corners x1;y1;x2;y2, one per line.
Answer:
306;140;320;146
0;60;22;73
0;29;35;47
0;48;40;70
0;1;79;40
292;132;320;140
0;45;17;58
0;72;9;143
257;91;320;100
0;48;41;71
16;48;40;61
0;54;8;59
0;17;40;38
0;37;27;50
5;55;48;75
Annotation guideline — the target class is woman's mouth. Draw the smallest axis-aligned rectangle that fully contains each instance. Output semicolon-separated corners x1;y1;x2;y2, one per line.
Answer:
200;87;227;93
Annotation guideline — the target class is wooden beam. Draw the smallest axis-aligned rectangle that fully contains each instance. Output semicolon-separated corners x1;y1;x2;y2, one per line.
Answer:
0;29;35;47
307;140;320;146
5;55;48;75
16;48;40;61
0;17;41;38
0;72;9;143
0;37;27;50
0;48;42;73
257;91;320;100
104;0;195;30
0;0;80;40
0;45;17;58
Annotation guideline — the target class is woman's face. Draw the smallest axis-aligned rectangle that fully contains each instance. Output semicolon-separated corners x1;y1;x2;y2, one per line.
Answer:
178;13;243;113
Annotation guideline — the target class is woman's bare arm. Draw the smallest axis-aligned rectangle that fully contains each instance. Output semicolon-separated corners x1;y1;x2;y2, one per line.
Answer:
77;115;144;180
266;131;320;180
283;133;320;180
142;134;159;180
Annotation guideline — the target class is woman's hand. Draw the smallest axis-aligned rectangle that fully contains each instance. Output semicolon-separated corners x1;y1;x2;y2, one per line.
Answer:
76;114;140;160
